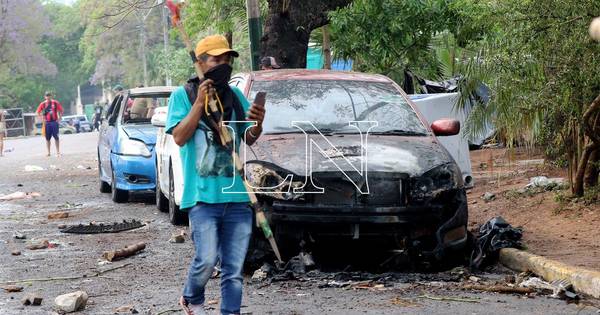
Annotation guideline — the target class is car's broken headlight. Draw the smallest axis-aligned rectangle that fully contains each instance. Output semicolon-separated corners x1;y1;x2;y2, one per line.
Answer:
118;138;151;157
410;163;463;200
245;162;305;201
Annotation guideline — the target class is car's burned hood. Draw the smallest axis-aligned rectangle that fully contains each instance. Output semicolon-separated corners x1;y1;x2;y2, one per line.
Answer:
122;124;157;145
247;133;453;177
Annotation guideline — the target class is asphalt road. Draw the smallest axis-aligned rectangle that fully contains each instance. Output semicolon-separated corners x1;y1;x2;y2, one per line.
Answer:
0;132;598;314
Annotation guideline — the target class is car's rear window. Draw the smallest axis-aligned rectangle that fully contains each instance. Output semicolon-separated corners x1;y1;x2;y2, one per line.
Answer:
248;80;427;135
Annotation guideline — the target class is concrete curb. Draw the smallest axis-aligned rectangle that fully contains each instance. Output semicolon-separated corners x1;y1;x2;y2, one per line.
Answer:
499;248;600;298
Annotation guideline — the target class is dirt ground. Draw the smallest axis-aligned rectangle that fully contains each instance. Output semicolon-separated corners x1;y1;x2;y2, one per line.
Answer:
0;134;599;314
468;147;600;270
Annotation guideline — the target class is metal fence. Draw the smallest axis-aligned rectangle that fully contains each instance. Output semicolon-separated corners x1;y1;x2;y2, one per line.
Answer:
3;108;25;137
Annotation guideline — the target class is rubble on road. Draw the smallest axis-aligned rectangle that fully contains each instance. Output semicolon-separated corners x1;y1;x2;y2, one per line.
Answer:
11;250;21;256
60;220;145;234
2;285;23;292
26;239;49;250
0;191;41;201
48;211;69;220
21;293;43;306
13;231;26;239
115;304;139;313
54;291;88;313
520;277;578;299
24;165;44;172
169;230;186;243
103;242;146;262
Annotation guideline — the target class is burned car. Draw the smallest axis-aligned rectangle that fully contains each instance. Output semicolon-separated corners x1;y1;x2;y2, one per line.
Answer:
231;70;468;260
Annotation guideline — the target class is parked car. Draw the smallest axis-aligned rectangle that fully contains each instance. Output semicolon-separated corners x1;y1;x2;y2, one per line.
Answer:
98;86;175;203
62;115;92;132
34;121;76;135
152;106;185;224
155;70;468;261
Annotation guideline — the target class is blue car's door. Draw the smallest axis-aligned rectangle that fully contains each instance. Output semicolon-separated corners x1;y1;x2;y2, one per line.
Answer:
99;95;123;181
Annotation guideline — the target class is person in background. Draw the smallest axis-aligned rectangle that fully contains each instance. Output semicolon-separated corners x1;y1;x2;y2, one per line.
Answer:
93;101;104;131
36;91;64;157
260;56;281;70
0;110;6;157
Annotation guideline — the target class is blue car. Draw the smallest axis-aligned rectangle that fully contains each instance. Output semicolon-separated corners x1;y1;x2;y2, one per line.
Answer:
98;86;175;203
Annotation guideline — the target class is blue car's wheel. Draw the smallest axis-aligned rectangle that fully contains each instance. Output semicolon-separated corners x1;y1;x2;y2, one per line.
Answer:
111;170;129;203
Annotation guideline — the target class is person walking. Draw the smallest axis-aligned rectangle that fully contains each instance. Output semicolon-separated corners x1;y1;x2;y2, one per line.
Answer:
36;91;64;157
166;35;265;315
0;110;6;157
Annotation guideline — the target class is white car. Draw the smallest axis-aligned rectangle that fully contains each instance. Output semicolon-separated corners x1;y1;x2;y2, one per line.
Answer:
152;106;186;225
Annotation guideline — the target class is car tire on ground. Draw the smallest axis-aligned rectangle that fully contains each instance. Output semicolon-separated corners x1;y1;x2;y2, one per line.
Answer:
168;163;187;225
99;158;111;193
156;163;168;213
111;170;129;203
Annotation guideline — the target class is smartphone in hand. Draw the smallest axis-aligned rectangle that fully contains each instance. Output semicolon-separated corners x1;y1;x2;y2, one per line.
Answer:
254;92;267;108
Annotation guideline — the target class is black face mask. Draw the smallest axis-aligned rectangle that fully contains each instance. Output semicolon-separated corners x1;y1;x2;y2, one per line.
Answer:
204;63;233;90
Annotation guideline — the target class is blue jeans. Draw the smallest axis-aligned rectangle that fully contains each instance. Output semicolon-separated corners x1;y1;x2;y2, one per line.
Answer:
183;202;252;315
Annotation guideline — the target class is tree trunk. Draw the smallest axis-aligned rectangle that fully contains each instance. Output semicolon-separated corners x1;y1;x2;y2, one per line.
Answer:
573;94;600;196
261;0;352;68
322;25;332;69
225;31;233;48
585;148;599;187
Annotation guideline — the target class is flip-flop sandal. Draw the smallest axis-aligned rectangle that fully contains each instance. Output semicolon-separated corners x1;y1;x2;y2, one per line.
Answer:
179;296;193;315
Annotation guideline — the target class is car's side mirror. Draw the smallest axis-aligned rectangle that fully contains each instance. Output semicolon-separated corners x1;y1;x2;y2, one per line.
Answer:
431;118;460;136
151;107;168;127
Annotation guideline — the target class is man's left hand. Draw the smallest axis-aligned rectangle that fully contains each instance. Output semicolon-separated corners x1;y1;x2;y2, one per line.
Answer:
247;103;265;127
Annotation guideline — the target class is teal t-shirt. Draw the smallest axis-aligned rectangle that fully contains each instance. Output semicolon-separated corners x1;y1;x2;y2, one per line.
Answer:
166;86;251;209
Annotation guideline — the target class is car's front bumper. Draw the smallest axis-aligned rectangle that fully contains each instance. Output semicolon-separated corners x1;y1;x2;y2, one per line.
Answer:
111;152;156;191
266;189;468;259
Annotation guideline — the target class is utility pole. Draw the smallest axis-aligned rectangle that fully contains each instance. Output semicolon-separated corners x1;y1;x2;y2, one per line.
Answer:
161;0;172;86
137;6;155;86
246;0;262;71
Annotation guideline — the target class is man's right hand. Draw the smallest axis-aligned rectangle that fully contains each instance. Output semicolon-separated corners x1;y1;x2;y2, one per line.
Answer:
196;79;214;105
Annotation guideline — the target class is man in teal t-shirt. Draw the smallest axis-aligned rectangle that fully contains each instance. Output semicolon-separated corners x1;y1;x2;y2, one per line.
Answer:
166;35;265;315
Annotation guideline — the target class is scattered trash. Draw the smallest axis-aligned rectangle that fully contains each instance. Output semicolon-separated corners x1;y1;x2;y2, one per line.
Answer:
13;232;26;239
207;300;219;305
0;191;41;201
169;230;186;243
24;165;44;172
115;305;139;313
482;192;496;202
520;277;578;299
58;224;67;229
417;294;480;303
251;263;270;282
470;216;523;269
57;202;83;209
26;239;50;250
48;211;69;220
462;284;533;294
11;250;21;256
61;220;145;234
54;291;88;313
525;176;567;190
2;285;23;292
103;242;146;262
76;165;86;170
21;293;43;306
468;276;480;282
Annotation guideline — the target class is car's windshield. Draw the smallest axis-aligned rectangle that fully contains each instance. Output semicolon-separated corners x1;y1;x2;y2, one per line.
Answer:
122;95;169;124
248;80;428;135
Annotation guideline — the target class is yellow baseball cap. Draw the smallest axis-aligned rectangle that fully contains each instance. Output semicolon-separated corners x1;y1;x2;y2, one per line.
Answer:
195;35;239;58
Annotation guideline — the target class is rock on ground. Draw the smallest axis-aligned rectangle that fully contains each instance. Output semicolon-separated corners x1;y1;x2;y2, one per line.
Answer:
54;291;88;313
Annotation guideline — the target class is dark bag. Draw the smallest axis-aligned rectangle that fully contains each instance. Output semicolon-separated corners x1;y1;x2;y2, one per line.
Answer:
43;100;55;121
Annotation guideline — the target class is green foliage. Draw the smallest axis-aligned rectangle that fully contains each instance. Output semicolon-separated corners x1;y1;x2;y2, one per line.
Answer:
329;0;460;82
